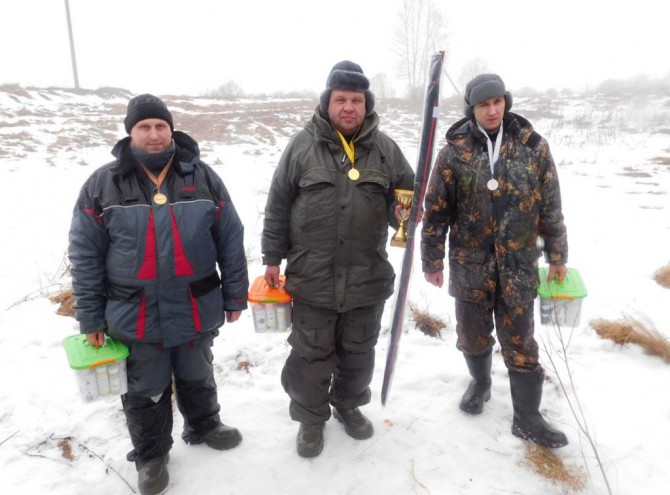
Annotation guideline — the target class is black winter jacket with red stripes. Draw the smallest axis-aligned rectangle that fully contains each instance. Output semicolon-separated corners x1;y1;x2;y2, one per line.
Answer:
69;131;248;347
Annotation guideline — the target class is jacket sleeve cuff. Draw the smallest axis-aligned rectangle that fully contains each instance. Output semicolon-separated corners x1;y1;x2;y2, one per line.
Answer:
79;319;106;334
422;259;444;273
262;255;282;266
224;298;248;311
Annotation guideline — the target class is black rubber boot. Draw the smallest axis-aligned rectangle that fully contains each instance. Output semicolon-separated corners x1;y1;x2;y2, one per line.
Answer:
296;423;325;458
191;424;242;451
137;455;169;495
333;407;374;440
459;351;492;415
509;369;568;448
175;376;241;450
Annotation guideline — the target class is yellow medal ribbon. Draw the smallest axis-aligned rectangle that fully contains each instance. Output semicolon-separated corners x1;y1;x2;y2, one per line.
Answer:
141;155;174;205
335;130;359;180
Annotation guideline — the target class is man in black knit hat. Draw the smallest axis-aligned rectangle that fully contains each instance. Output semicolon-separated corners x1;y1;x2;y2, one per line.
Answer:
262;61;414;457
69;94;248;494
421;74;569;448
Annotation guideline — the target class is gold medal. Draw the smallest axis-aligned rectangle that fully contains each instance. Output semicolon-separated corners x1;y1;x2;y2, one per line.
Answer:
486;179;499;191
153;192;167;205
348;168;360;181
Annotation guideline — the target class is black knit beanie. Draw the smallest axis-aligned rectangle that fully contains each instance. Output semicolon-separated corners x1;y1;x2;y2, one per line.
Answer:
463;73;513;118
124;94;174;134
319;60;376;117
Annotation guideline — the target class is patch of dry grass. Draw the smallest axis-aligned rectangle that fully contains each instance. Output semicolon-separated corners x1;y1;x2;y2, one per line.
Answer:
57;438;75;461
408;301;446;339
525;443;585;491
50;288;75;317
653;264;670;289
590;317;670;362
237;360;254;374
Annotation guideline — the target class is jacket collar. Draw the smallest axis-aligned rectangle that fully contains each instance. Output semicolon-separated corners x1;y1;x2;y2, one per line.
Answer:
446;111;532;144
111;131;201;176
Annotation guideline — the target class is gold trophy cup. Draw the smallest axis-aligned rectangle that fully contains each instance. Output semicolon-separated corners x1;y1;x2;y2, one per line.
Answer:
390;189;414;248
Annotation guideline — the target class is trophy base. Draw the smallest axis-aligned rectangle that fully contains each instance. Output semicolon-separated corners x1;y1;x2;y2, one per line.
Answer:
390;238;408;248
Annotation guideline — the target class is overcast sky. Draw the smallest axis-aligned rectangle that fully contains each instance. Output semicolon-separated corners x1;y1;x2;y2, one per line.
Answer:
1;0;668;97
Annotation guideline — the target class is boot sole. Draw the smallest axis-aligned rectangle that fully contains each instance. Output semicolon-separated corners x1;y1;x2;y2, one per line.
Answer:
183;431;242;450
511;424;569;448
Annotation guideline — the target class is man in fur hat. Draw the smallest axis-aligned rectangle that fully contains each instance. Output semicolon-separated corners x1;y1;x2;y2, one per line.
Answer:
262;61;414;457
421;74;569;448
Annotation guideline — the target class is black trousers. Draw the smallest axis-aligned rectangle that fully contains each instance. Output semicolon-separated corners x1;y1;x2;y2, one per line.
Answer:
455;297;539;371
281;301;384;425
121;331;221;466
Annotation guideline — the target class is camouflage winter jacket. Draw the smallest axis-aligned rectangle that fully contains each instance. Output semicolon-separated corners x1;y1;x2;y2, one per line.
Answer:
262;107;414;312
421;112;568;306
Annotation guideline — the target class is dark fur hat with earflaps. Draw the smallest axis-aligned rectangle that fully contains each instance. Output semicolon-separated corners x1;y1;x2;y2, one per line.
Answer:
463;73;513;119
319;60;376;117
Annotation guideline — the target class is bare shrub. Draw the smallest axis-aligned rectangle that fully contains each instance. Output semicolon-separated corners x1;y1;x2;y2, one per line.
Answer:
590;317;670;362
408;301;445;339
653;264;670;288
50;288;75;317
525;443;585;491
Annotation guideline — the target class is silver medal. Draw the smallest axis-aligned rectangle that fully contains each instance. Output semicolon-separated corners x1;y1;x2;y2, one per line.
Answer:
487;178;499;191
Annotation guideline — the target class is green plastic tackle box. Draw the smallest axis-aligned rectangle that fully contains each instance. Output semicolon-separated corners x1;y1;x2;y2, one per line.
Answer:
63;334;129;402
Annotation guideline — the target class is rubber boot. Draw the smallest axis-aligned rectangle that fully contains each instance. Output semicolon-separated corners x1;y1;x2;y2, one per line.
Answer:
509;369;568;448
137;455;169;495
459;351;492;414
333;407;374;440
296;423;325;458
175;376;242;450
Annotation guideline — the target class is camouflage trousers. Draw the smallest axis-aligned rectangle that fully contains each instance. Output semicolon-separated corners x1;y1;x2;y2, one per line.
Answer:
455;296;539;371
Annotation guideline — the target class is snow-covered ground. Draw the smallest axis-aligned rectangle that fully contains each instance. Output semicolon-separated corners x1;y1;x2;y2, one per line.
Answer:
1;87;669;495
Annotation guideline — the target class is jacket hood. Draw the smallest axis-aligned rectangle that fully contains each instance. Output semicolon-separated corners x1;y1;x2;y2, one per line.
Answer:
111;130;202;176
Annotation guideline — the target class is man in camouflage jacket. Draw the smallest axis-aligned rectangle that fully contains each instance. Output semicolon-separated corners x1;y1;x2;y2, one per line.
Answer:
421;74;569;448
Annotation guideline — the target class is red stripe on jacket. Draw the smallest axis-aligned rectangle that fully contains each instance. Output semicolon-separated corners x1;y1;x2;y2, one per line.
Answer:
136;295;146;339
189;288;202;332
169;206;194;277
83;208;103;225
137;210;157;280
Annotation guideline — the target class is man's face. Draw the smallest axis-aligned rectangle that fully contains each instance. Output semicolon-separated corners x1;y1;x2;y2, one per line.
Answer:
328;89;366;135
130;118;172;153
473;96;505;132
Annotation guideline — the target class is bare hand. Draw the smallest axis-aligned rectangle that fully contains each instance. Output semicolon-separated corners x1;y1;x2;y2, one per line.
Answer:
86;330;106;347
394;204;405;225
548;263;568;282
424;271;444;288
264;265;281;288
226;311;242;323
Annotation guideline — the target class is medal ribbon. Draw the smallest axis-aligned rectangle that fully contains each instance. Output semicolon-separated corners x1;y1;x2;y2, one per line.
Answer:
477;122;503;178
335;130;355;168
141;155;174;195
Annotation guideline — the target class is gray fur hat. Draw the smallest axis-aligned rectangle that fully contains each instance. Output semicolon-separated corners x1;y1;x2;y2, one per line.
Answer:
463;73;513;118
124;94;174;134
319;60;376;117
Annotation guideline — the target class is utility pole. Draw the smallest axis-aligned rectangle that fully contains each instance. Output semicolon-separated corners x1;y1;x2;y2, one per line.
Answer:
64;0;80;89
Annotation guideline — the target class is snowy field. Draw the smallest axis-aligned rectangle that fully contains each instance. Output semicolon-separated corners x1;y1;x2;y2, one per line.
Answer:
1;86;669;495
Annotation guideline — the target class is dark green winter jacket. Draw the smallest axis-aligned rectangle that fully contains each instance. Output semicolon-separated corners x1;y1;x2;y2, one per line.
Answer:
262;107;414;312
421;112;568;306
